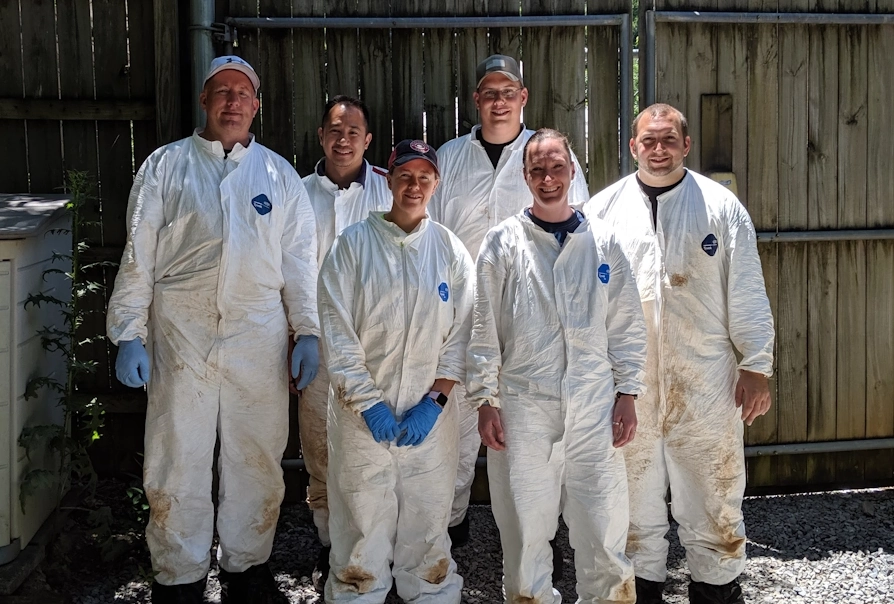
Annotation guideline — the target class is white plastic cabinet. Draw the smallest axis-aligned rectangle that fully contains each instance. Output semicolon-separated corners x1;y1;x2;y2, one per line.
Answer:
0;195;71;564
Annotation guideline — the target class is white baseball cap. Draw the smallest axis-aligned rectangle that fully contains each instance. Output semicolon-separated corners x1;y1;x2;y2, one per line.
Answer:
203;55;260;91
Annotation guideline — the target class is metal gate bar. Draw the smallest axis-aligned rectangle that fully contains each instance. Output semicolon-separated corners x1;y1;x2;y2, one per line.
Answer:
224;14;633;175
757;229;894;243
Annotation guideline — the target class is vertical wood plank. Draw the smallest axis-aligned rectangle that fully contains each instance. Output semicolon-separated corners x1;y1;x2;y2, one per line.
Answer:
0;1;27;192
57;0;98;179
588;0;626;192
129;0;159;169
424;1;458;148
257;0;295;162
292;0;326;176
683;22;717;176
489;0;522;65
775;7;810;486
154;0;182;145
745;24;778;231
391;2;425;141
455;0;488;135
326;0;360;101
864;22;894;481
805;16;839;485
715;22;749;210
20;0;64;194
357;0;392;166
835;23;868;483
520;0;586;163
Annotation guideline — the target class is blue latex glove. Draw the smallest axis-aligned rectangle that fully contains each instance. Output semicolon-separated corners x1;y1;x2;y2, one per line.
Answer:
290;335;320;390
115;338;150;388
397;396;442;446
361;402;401;443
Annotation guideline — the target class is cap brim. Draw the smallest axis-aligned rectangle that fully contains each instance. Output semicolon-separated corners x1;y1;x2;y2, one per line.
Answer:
477;70;521;88
391;156;439;175
203;64;260;91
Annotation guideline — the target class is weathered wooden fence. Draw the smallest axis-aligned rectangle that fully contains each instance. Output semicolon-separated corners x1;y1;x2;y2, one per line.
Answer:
646;0;894;489
1;0;892;493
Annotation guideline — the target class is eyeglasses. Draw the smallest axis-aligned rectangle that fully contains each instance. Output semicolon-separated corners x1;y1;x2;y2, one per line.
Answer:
478;87;523;101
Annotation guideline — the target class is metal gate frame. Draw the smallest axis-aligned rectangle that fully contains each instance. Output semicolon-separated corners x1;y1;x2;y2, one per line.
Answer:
216;13;635;175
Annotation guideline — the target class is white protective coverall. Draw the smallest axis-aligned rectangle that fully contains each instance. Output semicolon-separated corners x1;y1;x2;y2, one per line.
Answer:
466;212;648;604
429;125;591;527
319;212;474;603
585;171;774;586
301;159;391;546
107;132;319;585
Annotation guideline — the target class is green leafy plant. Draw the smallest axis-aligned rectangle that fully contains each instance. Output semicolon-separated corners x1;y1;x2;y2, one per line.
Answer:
19;170;112;512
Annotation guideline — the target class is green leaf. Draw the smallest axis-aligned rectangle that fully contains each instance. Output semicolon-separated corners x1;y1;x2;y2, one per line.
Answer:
18;424;63;460
24;292;64;310
19;469;59;512
23;376;63;400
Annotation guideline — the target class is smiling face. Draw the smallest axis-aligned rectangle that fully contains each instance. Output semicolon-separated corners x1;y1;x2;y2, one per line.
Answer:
199;70;259;146
318;103;371;174
524;137;575;219
630;111;691;186
474;73;528;137
386;158;439;229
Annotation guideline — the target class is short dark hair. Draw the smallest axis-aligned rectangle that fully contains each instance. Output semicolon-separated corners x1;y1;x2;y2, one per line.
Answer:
522;128;573;171
321;95;371;131
632;103;689;139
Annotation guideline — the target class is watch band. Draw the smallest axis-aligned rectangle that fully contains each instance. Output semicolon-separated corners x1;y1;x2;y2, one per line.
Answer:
616;392;638;400
428;390;449;407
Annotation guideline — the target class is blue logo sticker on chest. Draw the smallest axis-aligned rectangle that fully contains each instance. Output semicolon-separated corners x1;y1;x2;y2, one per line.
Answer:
701;234;718;256
598;264;610;284
251;194;272;215
438;282;449;302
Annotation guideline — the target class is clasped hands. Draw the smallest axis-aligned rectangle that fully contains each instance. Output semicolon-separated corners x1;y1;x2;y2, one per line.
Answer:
361;396;442;447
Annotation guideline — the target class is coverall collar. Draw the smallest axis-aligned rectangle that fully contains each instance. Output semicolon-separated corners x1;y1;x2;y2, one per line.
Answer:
469;123;527;150
369;210;430;247
517;207;590;246
192;129;254;161
313;158;369;190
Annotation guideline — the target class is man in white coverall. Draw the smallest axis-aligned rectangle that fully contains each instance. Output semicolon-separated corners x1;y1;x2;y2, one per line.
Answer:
106;56;319;604
585;104;774;604
428;54;589;559
318;139;473;603
300;94;391;592
468;128;648;604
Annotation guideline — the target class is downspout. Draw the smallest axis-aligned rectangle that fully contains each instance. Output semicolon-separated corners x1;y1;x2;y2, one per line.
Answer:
190;0;215;129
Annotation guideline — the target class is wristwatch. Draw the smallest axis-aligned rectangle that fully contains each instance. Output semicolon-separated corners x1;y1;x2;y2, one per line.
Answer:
428;390;449;408
616;392;638;400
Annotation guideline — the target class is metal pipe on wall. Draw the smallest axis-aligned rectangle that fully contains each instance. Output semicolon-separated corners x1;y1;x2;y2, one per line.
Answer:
619;13;633;175
756;229;894;243
190;0;215;129
654;11;894;26
227;15;625;29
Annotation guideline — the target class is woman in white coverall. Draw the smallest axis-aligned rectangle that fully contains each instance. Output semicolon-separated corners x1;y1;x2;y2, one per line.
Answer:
467;128;648;604
318;139;473;603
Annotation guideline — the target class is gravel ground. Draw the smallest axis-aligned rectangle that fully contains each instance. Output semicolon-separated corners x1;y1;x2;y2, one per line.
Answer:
22;482;894;603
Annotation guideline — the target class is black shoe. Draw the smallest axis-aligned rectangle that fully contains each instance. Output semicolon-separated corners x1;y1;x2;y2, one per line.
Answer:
150;578;206;604
635;576;666;604
550;539;563;585
219;562;289;604
312;545;331;593
689;578;745;604
448;515;470;549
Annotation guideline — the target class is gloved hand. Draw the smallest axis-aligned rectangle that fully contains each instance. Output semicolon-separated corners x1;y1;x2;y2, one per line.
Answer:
115;339;150;388
397;396;442;446
361;402;401;443
290;335;320;390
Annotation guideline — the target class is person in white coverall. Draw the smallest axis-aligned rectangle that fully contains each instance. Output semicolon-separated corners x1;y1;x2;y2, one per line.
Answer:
300;95;391;592
585;104;774;604
319;139;473;603
468;128;648;604
428;55;589;559
106;56;319;604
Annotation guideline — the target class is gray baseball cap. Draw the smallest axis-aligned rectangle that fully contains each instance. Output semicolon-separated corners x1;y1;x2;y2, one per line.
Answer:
476;54;523;88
